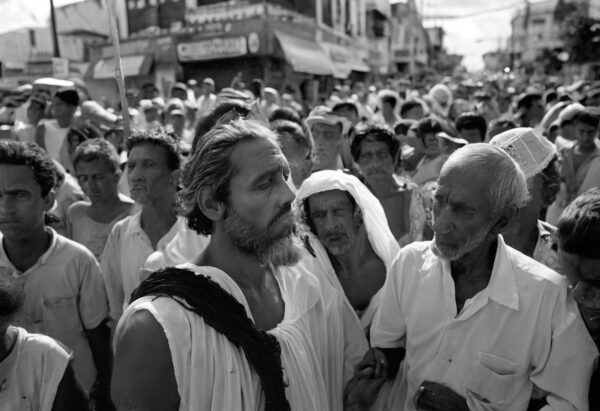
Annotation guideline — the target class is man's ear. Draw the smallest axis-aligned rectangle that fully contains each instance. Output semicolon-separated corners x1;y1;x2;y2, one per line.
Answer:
42;190;56;213
490;206;518;235
196;186;226;223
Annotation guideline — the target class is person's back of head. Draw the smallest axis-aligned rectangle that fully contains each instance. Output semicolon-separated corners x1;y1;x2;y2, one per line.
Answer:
192;100;252;152
558;188;600;260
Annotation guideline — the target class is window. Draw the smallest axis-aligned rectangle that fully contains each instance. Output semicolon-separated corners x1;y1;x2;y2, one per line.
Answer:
29;30;36;47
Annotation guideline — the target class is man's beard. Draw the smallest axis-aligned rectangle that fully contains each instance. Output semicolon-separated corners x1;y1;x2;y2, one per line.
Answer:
223;205;302;267
431;223;492;261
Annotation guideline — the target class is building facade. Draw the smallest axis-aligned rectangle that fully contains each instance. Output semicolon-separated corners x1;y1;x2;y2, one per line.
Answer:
390;0;428;76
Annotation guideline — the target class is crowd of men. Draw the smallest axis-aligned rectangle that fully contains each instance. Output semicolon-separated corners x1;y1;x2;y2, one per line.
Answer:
0;72;599;411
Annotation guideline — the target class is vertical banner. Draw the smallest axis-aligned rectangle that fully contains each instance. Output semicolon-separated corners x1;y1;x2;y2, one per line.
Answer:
105;0;131;140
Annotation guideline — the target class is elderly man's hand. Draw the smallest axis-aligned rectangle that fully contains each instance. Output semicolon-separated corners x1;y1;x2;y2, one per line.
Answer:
414;381;469;411
355;348;388;379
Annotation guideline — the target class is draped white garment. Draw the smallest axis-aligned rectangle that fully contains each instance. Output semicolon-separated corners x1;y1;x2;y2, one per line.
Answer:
115;264;333;411
296;170;401;332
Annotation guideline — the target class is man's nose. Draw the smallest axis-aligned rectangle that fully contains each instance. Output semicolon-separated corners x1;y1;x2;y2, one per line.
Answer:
0;197;17;215
433;206;454;235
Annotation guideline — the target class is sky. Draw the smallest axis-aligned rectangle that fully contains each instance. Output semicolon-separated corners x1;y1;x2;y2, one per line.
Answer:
415;0;528;71
3;0;539;71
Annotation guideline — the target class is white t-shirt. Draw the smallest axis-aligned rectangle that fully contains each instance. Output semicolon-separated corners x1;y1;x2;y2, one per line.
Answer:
0;327;70;411
0;228;109;393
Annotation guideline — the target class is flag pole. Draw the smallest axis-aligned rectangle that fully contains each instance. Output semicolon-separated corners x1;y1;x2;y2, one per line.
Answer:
105;0;131;140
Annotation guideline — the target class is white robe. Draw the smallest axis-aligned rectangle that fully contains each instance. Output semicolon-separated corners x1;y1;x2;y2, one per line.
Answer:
115;264;332;410
296;170;401;332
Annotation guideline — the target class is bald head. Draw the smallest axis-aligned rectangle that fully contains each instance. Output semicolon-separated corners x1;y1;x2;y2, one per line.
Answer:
442;143;530;215
432;144;530;261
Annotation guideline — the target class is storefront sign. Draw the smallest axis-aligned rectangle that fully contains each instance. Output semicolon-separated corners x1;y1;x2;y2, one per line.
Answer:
177;36;248;62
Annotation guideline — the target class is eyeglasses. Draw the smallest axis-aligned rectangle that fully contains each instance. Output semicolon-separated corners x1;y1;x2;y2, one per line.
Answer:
569;281;600;310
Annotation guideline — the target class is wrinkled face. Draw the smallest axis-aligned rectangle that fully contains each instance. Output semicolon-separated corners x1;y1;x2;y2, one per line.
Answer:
357;137;394;184
50;97;75;121
431;162;495;261
404;106;424;121
127;143;176;205
307;190;361;256
423;133;441;157
311;122;342;170
75;159;119;204
460;128;484;144
559;249;600;337
576;121;598;152
278;134;312;188
0;165;53;241
223;138;301;266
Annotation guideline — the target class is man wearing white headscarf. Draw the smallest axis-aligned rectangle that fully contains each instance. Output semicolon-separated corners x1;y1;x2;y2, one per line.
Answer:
296;170;400;332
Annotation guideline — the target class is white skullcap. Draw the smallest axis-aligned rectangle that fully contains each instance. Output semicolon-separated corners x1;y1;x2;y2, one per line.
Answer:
489;127;556;180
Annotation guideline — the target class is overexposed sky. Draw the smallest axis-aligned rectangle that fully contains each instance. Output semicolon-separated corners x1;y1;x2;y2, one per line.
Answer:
417;0;532;71
4;0;540;71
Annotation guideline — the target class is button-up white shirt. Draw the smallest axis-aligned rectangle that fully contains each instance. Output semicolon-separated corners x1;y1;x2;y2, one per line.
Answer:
100;211;178;328
371;236;597;411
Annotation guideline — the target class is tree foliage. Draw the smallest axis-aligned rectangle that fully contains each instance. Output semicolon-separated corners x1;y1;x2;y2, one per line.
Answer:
561;11;600;64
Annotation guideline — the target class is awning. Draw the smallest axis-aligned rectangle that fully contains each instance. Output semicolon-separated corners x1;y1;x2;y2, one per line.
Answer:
273;30;334;76
90;55;152;80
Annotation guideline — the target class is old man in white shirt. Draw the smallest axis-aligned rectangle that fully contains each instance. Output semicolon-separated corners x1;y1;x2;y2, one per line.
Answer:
348;143;597;411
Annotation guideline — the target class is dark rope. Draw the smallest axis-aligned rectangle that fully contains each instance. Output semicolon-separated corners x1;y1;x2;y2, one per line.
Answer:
130;267;290;411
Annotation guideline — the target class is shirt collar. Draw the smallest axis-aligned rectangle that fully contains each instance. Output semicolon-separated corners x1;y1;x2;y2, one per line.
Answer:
485;235;520;311
127;211;144;236
0;227;59;273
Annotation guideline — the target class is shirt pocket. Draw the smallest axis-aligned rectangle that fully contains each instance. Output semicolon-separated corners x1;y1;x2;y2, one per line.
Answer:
466;352;520;408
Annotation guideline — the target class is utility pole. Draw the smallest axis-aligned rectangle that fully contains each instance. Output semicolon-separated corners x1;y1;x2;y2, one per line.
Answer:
50;0;61;57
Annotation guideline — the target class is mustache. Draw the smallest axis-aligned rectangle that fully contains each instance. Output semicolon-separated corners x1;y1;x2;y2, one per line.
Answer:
269;202;295;226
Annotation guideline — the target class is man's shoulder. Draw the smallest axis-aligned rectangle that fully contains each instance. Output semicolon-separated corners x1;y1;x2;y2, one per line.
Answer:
392;241;433;270
53;232;98;264
507;246;566;291
66;200;92;217
110;212;140;236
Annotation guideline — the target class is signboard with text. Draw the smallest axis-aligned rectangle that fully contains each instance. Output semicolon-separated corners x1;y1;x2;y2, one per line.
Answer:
177;37;249;62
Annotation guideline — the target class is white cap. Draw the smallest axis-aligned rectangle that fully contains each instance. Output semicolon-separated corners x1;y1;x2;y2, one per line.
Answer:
489;127;556;180
558;103;585;126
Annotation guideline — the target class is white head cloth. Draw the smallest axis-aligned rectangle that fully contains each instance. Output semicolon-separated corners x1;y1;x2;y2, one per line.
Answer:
296;170;400;271
296;170;400;332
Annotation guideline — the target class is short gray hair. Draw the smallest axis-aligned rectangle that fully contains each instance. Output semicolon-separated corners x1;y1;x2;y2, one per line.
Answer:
443;143;530;215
